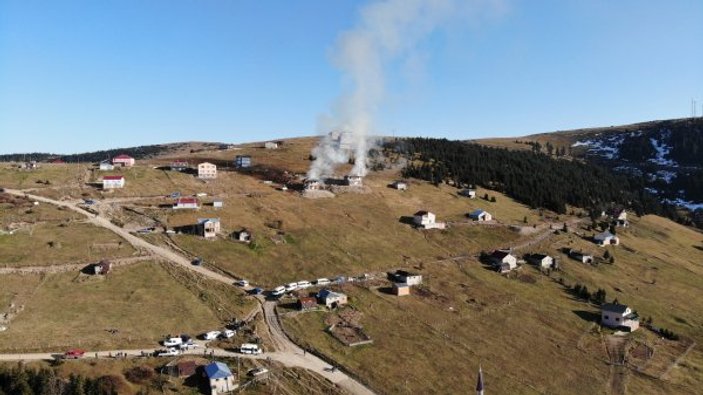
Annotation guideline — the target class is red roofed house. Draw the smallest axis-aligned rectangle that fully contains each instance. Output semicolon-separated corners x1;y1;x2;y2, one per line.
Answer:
102;175;125;189
112;154;135;167
174;197;199;209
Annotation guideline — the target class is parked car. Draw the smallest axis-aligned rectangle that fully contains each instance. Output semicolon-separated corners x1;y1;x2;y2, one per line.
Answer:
239;343;262;355
83;199;95;205
162;337;183;347
202;331;221;340
332;276;346;284
220;329;236;339
285;282;298;292
271;286;285;297
170;192;181;198
191;257;202;266
179;342;200;350
156;348;181;357
248;367;270;377
235;279;249;287
63;349;85;359
297;280;311;289
315;278;331;286
196;192;208;197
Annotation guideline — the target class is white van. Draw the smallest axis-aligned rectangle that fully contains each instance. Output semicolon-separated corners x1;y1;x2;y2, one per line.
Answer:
297;280;311;289
162;337;183;347
315;278;330;286
285;282;298;292
239;343;262;355
271;286;286;297
202;331;221;340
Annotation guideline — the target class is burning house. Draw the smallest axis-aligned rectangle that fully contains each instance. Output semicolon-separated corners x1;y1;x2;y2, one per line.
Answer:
305;179;322;191
345;175;363;187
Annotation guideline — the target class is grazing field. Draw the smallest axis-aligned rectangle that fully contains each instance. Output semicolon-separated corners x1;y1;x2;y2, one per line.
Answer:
0;222;136;267
0;262;254;352
0;163;87;190
282;213;703;394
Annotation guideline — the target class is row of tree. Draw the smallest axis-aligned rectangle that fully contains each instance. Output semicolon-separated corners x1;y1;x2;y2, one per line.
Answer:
0;365;124;395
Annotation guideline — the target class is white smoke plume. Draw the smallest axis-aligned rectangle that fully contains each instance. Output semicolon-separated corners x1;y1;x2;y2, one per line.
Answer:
307;0;504;180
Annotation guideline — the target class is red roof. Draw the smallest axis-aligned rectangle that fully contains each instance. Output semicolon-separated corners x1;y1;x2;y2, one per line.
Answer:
103;176;124;180
113;154;133;160
177;197;198;204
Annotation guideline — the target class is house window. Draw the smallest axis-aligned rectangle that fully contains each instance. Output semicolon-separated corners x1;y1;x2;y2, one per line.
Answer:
604;315;609;319
615;317;620;322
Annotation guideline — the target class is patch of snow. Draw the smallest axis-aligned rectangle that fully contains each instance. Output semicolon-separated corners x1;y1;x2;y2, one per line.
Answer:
664;198;703;211
655;170;676;183
648;138;676;166
644;187;659;195
571;140;592;147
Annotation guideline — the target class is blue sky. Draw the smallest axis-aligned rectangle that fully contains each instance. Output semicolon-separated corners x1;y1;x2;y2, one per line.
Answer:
1;0;702;154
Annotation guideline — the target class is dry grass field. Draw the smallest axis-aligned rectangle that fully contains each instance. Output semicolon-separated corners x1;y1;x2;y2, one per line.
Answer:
0;262;254;352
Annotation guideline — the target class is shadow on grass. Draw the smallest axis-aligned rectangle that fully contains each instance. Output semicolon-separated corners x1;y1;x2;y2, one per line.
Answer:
572;310;600;323
377;287;395;295
398;216;416;226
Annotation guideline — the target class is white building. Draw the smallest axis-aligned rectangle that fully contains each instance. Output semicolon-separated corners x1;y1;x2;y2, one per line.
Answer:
213;200;224;208
264;141;279;149
594;231;620;246
601;302;639;332
489;250;517;273
393;270;423;286
99;161;114;171
345;175;363;187
198;162;217;179
102;175;125;189
174;197;199;209
112;154;135;167
413;211;446;230
527;254;554;269
317;289;348;309
203;362;237;394
459;188;477;198
198;218;220;238
390;181;407;190
469;209;492;222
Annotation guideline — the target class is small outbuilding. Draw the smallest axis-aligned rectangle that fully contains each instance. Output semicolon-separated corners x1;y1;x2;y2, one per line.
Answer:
264;141;279;149
392;282;411;296
469;209;492;222
345;175;363;187
489;249;517;273
527;254;554;269
98;161;114;171
569;250;594;264
594;231;620;246
459;188;477;199
391;270;423;286
390;181;407;190
317;289;348;309
297;297;317;311
92;260;112;275
413;211;446;230
198;218;220;238
234;155;251;169
102;175;125;189
233;229;251;243
174;197;199;209
601;302;639;332
203;361;237;395
112;154;135;167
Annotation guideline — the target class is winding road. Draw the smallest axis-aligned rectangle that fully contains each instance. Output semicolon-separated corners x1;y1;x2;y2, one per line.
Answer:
1;188;375;395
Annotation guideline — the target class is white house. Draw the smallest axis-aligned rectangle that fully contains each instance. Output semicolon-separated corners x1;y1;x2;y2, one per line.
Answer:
594;230;620;246
390;181;407;190
198;162;217;179
203;361;237;394
601;302;639;332
459;188;477;199
527;254;554;269
213;200;224;208
317;289;348;309
345;175;363;187
174;197;199;209
569;250;594;264
233;229;251;243
98;161;114;171
393;270;422;286
469;209;492;221
489;250;517;273
112;154;135;167
413;211;446;230
264;141;279;149
102;175;125;189
198;218;220;238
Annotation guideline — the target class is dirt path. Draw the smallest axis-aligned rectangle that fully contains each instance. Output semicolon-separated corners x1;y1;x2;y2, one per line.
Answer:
1;188;376;395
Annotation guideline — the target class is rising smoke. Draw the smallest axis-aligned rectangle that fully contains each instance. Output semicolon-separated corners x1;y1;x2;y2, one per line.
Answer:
307;0;503;180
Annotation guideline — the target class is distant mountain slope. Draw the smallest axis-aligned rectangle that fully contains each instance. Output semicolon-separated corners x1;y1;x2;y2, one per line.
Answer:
0;141;226;163
475;118;703;211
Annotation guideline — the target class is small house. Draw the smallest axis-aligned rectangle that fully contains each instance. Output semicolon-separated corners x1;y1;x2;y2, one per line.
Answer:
165;359;199;378
391;270;423;286
198;162;217;179
413;211;446;230
304;179;321;190
197;218;220;238
601;303;639;332
390;181;407;190
112;154;135;167
99;161;114;171
297;297;317;311
392;282;411;296
459;188;477;199
174;197;199;209
527;254;554;269
469;209;492;222
102;175;125;189
234;155;251;168
489;249;517;273
569;250;593;264
213;200;224;208
233;229;251;243
203;361;237;395
92;260;112;275
170;160;189;171
594;231;620;246
317;289;348;309
345;175;363;187
264;141;279;149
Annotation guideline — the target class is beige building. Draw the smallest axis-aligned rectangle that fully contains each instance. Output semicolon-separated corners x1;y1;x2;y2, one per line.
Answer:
198;218;220;238
198;162;217;179
601;303;639;332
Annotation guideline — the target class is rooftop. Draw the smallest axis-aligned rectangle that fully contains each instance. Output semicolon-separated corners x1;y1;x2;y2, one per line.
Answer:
204;361;232;380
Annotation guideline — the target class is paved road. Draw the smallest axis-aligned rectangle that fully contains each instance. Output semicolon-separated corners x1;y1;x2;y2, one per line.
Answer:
1;189;376;395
